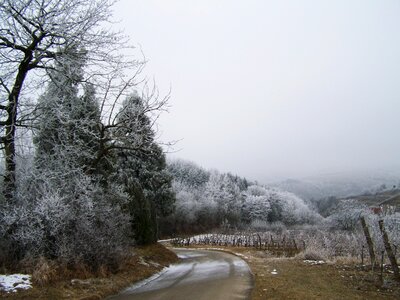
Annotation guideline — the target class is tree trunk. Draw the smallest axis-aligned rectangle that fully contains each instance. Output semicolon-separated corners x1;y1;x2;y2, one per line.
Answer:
128;184;158;245
3;131;16;202
360;216;377;268
3;62;31;202
1;34;40;202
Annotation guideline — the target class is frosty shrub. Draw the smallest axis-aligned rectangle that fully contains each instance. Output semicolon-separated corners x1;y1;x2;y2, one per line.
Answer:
1;167;130;271
327;199;367;231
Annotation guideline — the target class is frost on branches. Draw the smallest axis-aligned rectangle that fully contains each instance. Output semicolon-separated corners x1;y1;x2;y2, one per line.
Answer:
0;0;140;201
161;159;321;235
0;43;173;269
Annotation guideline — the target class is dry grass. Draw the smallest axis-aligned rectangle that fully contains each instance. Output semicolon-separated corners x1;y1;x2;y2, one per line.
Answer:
0;243;178;299
31;257;60;286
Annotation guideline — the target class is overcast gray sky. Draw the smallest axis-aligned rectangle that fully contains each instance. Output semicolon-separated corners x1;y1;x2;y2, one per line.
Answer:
114;0;400;182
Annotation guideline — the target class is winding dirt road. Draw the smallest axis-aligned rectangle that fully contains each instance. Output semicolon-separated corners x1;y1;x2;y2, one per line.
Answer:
108;248;253;300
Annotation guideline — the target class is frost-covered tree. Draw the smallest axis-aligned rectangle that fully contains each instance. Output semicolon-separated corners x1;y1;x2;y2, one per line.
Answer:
203;171;226;219
220;174;243;224
167;159;249;232
277;190;321;225
242;185;272;223
113;94;174;245
241;185;321;226
328;199;367;231
164;160;218;233
0;52;131;267
34;50;101;176
0;0;140;201
167;159;210;188
0;0;176;272
166;158;322;234
167;180;217;233
203;172;242;225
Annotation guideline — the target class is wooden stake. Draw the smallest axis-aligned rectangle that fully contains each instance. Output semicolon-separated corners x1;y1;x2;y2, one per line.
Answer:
360;216;377;268
378;219;400;282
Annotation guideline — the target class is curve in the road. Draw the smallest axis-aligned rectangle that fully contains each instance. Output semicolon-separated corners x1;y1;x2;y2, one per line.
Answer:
108;248;253;300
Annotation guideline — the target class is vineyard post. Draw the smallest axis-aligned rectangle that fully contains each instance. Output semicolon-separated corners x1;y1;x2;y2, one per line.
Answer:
360;216;377;269
378;219;400;282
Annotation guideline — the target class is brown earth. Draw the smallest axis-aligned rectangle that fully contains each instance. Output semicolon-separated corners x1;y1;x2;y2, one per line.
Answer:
0;243;178;300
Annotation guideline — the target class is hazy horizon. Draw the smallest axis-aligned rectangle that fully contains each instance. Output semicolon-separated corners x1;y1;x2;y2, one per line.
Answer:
114;0;400;182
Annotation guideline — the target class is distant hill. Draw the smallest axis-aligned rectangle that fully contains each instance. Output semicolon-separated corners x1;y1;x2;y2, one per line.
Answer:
271;178;326;200
343;189;400;208
270;170;400;201
380;193;400;207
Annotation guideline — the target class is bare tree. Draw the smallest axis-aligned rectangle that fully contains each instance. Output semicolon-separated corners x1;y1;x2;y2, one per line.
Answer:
0;0;140;201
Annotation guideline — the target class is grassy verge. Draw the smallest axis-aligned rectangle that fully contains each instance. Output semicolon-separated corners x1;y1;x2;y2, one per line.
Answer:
0;243;178;300
174;245;400;300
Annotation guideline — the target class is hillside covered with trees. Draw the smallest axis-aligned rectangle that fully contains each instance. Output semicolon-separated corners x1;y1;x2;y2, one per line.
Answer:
160;159;321;236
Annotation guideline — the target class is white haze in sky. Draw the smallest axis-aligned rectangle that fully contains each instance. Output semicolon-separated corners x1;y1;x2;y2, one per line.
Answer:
114;0;400;182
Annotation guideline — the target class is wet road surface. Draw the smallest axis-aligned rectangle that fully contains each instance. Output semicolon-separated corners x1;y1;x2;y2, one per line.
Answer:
108;248;253;300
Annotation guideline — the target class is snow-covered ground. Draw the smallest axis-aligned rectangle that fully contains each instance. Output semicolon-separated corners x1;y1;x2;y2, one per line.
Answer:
0;274;32;293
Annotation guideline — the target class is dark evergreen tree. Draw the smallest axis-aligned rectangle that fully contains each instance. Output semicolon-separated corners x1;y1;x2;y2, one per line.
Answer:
114;94;175;244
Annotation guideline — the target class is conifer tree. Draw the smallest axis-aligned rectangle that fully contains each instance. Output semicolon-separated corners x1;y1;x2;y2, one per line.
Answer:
114;94;174;244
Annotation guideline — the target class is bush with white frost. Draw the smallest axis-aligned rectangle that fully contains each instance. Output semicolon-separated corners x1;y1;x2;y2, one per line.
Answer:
1;168;130;269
